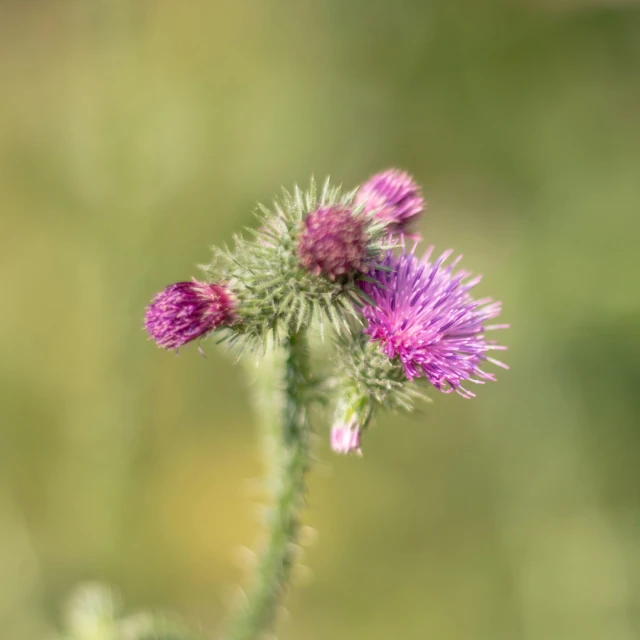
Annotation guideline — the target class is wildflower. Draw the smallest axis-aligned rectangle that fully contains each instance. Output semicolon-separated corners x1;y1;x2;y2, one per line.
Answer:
297;205;369;280
144;280;235;350
356;168;424;237
361;248;508;398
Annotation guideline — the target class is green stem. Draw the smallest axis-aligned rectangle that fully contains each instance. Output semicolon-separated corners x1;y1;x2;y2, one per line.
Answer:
227;330;312;640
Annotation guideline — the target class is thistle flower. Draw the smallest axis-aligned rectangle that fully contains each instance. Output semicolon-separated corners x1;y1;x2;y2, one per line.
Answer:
361;248;508;398
355;168;424;237
297;205;370;280
144;280;235;351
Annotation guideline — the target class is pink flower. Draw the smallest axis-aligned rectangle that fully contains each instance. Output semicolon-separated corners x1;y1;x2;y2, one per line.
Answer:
361;248;508;399
144;280;235;350
356;168;424;238
330;422;362;456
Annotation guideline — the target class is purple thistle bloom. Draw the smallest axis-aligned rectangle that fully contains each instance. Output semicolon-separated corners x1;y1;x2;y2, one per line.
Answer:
331;422;362;456
361;247;508;398
298;205;369;280
144;280;235;351
355;168;425;238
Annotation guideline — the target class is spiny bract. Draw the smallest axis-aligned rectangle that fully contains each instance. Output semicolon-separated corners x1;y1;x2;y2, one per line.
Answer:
202;177;391;356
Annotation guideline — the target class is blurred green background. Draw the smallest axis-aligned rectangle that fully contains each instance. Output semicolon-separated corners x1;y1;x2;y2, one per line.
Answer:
2;1;640;639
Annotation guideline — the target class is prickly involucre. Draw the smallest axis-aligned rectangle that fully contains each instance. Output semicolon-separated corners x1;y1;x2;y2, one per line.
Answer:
203;178;390;352
330;333;427;455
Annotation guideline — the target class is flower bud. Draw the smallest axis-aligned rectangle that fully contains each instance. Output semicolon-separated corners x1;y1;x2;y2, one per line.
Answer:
356;168;424;238
144;280;235;351
329;388;372;456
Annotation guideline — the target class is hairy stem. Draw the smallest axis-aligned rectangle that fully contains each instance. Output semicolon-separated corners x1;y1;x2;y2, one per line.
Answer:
227;330;312;640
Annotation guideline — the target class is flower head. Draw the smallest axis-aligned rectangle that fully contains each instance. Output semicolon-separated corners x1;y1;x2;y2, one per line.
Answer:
298;205;369;280
356;168;424;238
144;280;235;350
361;248;508;398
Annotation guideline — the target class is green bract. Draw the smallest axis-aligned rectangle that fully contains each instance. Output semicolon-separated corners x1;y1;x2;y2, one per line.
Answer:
334;332;429;415
201;178;390;356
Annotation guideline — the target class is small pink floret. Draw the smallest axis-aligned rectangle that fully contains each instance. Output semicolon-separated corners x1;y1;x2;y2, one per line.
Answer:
331;424;362;456
298;206;369;280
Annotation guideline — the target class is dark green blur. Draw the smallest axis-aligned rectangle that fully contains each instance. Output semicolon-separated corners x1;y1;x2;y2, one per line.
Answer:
2;1;640;639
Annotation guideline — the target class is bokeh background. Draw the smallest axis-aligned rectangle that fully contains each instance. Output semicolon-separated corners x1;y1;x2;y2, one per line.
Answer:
2;1;640;639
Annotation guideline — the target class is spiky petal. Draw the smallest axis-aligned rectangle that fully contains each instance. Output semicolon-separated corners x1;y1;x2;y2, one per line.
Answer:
144;280;235;350
355;168;424;237
360;248;508;398
297;205;369;280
